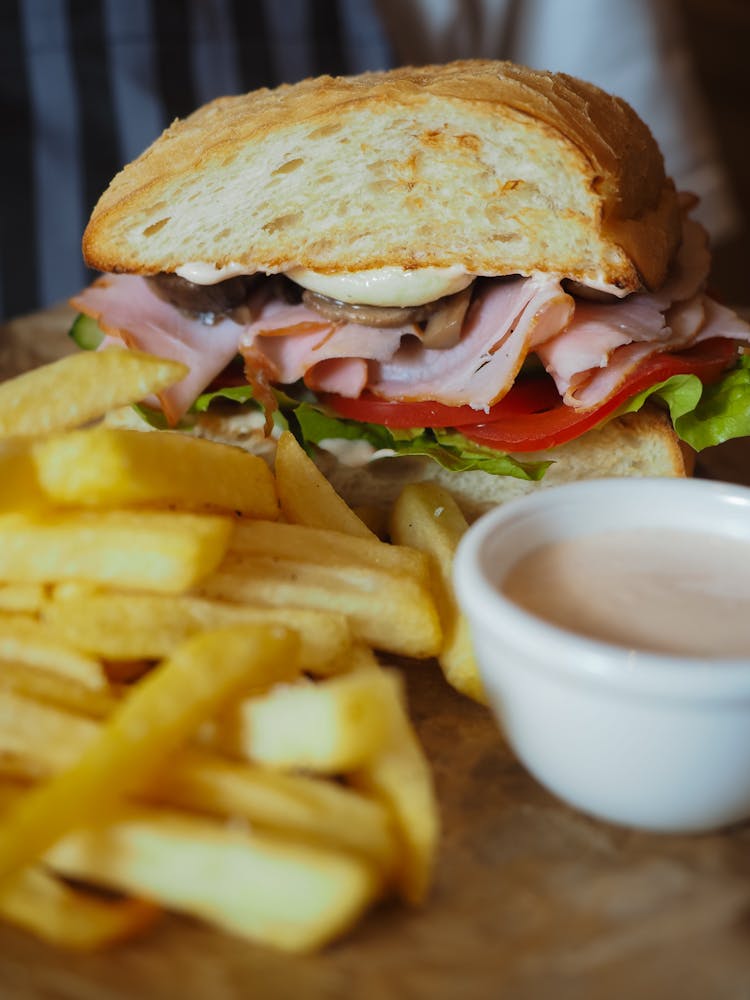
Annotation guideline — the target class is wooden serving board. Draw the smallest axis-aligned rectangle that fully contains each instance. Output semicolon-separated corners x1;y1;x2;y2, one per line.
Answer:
1;306;749;1000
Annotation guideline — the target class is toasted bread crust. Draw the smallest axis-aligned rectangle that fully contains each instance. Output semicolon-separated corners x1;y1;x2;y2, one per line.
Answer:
84;61;680;293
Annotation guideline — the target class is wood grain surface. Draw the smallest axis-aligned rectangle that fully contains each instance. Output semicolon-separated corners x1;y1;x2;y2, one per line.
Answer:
1;306;749;1000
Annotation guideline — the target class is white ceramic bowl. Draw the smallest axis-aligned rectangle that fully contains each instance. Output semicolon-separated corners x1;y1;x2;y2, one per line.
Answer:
453;477;750;833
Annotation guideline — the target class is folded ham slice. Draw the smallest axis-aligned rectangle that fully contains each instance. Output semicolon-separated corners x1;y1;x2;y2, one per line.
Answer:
369;276;573;410
239;311;406;391
71;275;248;424
536;213;750;410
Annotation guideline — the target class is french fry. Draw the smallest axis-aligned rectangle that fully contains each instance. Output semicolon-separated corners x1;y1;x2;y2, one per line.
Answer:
156;752;397;871
45;805;380;953
0;689;98;772
204;668;400;772
32;427;279;519
230;519;429;580
0;661;117;719
391;483;487;703
0;352;443;951
0;617;109;691
0;583;46;613
0;349;187;436
275;431;376;539
201;555;442;658
352;671;439;906
0;440;46;512
0;509;233;592
43;586;351;672
0;692;396;871
0;625;299;884
0;864;160;950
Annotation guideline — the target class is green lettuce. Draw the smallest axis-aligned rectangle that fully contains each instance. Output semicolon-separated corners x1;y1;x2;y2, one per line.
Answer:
292;403;550;481
618;354;750;451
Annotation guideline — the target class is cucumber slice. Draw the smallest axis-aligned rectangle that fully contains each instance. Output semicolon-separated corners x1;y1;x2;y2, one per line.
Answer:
68;314;104;350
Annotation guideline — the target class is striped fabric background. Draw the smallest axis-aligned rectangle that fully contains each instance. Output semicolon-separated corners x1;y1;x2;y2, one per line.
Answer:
1;0;392;319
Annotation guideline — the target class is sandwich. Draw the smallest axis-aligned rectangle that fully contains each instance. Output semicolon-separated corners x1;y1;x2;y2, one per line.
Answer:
70;60;750;518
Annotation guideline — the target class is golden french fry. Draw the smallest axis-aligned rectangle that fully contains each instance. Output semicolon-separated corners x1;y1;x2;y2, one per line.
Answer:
0;349;187;436
204;668;399;772
0;617;109;691
43;586;350;672
201;555;442;658
156;751;397;871
275;431;376;539
0;661;117;719
352;671;439;906
0;583;46;613
391;483;487;703
230;519;429;580
0;440;46;512
0;692;395;871
32;427;279;519
0;689;98;772
46;805;379;953
0;509;233;592
0;625;299;884
0;863;160;950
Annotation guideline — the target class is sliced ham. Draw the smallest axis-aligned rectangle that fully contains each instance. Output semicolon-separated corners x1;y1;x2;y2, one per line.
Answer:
369;276;573;409
304;358;370;396
538;296;668;395
560;297;750;410
71;275;247;424
536;213;743;410
238;304;408;391
645;216;710;310
691;297;750;346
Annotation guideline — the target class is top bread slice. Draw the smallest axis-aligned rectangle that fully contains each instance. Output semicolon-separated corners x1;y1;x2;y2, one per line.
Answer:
83;60;681;294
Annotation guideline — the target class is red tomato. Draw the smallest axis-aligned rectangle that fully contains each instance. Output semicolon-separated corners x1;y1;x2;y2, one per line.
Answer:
322;339;739;452
320;376;561;428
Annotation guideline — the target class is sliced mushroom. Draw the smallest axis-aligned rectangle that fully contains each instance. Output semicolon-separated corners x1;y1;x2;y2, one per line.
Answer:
421;285;473;349
148;272;261;322
301;290;436;328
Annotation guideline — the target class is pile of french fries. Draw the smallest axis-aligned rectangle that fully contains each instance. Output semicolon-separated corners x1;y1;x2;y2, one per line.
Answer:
0;350;448;953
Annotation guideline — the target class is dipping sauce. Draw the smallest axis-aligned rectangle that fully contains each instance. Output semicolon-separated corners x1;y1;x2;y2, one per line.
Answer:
502;528;750;657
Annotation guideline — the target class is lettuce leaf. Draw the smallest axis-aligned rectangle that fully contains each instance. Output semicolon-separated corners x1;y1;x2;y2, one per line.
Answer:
292;403;550;481
619;354;750;451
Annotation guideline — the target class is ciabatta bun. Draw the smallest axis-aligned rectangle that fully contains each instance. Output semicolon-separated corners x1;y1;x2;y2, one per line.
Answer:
83;61;680;294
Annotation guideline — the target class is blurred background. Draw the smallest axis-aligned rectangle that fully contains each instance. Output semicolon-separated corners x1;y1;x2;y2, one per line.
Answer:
1;0;748;320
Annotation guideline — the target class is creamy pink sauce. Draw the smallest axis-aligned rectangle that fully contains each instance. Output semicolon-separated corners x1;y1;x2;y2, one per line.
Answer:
501;528;750;657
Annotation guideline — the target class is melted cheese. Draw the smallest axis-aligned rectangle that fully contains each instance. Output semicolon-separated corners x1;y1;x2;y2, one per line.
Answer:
286;265;474;307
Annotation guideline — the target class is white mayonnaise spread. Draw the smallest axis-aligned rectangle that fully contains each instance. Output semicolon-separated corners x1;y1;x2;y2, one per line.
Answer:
285;265;474;307
175;261;252;284
317;438;397;467
175;260;473;305
175;261;627;303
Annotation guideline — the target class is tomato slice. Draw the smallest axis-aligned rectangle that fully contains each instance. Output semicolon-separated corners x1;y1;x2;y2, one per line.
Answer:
321;339;739;453
320;376;561;429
